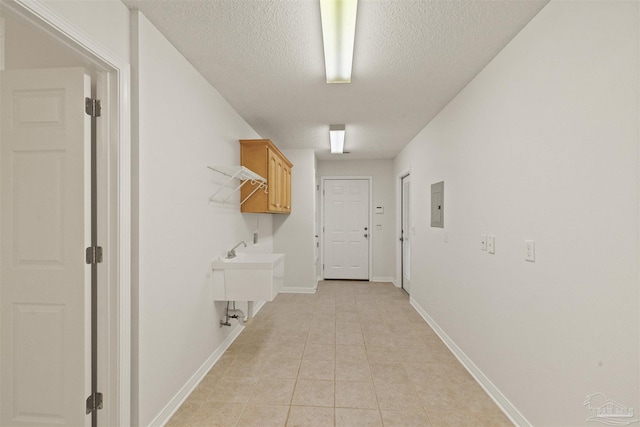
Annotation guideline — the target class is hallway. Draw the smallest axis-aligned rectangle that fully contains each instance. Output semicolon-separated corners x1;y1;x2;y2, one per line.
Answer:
166;281;512;426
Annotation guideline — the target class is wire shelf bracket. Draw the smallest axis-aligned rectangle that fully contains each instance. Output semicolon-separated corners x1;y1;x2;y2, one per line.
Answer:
207;165;268;205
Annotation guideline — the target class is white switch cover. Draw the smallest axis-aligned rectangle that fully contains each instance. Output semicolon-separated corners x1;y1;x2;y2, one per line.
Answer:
487;235;495;254
525;240;535;262
481;235;487;251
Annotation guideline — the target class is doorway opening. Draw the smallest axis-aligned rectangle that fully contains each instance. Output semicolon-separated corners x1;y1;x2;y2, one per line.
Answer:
0;2;130;426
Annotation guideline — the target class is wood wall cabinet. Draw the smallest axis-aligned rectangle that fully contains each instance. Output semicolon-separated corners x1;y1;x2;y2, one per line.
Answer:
240;139;293;213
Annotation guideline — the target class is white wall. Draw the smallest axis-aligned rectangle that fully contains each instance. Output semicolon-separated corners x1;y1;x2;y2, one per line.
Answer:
274;149;317;292
43;0;130;63
317;159;396;282
394;1;639;426
131;11;272;426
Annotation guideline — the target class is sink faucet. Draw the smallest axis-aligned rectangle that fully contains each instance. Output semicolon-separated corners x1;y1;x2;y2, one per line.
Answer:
226;241;247;259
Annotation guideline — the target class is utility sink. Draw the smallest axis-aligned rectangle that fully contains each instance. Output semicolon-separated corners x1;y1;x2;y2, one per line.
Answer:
212;253;284;302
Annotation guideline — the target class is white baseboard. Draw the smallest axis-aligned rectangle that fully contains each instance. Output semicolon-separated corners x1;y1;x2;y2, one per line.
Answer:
409;297;531;427
279;287;317;294
252;300;266;315
149;324;245;427
371;276;396;286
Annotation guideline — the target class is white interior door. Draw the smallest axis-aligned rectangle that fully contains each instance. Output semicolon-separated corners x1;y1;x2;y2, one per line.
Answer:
401;175;411;293
1;68;92;426
323;179;369;280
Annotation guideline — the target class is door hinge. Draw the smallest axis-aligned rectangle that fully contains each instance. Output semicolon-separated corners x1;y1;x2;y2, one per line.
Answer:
85;97;102;117
86;246;103;264
86;392;103;414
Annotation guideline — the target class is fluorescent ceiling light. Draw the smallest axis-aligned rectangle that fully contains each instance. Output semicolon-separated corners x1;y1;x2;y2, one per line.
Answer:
330;125;346;153
319;0;358;83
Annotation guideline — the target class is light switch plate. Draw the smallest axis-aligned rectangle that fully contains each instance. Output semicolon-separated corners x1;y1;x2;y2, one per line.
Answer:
487;235;495;254
481;235;487;251
525;240;535;262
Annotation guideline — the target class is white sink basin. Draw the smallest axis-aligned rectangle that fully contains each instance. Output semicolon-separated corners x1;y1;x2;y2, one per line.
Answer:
212;253;284;302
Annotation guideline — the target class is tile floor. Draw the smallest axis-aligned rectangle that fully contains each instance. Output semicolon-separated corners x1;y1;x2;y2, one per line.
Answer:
166;281;513;426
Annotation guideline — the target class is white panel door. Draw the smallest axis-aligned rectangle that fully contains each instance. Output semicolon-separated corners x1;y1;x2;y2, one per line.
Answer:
1;68;91;427
401;175;411;294
323;179;369;280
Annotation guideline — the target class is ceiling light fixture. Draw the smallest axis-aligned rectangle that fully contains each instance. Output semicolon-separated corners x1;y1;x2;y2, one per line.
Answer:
319;0;358;83
329;125;346;153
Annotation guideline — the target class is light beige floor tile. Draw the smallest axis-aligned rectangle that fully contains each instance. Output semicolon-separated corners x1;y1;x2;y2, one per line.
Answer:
363;332;397;347
478;414;514;427
335;311;359;322
236;403;290;426
414;381;464;412
270;343;306;359
187;382;215;405
249;377;296;404
336;331;365;346
307;331;335;345
426;409;487;427
335;381;378;409
360;323;389;335
286;406;334;427
463;385;506;418
366;346;400;364
309;322;336;334
298;359;335;381
165;282;508;425
165;404;195;427
370;362;410;384
208;377;255;403
374;382;423;411
277;330;309;344
380;410;432;427
224;358;266;379
190;402;245;427
336;321;361;334
335;408;383;427
291;379;334;407
261;358;302;379
303;344;335;361
335;345;367;362
334;359;372;382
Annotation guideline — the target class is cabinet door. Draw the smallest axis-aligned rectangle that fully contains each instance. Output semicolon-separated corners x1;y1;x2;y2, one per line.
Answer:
283;164;291;212
275;155;284;211
267;150;279;212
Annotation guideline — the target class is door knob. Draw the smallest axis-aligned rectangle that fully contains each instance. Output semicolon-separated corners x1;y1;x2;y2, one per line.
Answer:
399;237;404;242
364;233;368;238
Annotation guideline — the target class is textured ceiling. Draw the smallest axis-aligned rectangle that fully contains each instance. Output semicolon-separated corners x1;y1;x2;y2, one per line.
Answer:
122;0;549;160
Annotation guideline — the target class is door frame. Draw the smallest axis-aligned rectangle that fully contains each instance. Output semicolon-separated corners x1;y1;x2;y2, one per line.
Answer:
400;172;411;294
396;168;410;289
3;1;132;425
320;176;372;281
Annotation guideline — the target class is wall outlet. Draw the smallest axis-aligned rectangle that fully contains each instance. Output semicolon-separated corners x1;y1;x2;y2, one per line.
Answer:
525;240;535;262
481;235;487;251
487;235;495;254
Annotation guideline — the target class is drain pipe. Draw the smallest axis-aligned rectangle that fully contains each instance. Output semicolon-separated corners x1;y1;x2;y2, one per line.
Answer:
220;302;249;327
227;308;248;325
